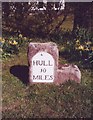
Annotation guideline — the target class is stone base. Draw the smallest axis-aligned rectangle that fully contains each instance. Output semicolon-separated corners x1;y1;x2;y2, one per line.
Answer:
55;64;81;85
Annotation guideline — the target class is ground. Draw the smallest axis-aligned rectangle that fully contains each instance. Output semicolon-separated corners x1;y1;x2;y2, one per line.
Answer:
2;42;93;119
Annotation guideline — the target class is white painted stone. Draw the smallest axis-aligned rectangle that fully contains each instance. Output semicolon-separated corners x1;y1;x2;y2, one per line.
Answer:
31;51;55;83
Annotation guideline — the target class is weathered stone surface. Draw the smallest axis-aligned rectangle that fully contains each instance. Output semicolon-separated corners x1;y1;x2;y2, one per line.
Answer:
28;42;59;84
56;64;81;85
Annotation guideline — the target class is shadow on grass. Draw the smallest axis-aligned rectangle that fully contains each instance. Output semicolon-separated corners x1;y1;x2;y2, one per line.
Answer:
10;65;29;85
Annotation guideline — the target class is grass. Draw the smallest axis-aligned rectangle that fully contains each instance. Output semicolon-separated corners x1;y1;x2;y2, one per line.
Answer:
2;41;93;119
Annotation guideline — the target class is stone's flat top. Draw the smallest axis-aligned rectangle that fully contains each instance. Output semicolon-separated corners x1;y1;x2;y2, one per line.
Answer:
29;42;57;46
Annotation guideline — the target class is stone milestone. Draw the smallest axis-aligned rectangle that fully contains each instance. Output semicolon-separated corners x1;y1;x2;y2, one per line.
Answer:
28;42;58;84
28;42;81;85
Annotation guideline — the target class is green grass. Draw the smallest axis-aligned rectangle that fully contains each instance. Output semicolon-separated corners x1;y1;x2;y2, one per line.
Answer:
2;42;93;119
